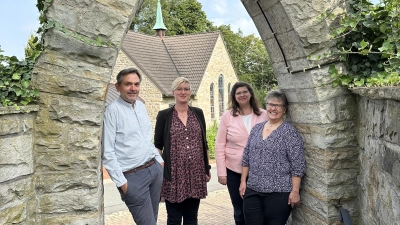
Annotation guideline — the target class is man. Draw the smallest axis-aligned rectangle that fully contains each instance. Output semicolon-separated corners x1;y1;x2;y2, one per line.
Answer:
102;68;164;225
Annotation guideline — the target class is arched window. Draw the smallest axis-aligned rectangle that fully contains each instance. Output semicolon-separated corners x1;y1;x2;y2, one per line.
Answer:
210;83;215;119
218;75;224;117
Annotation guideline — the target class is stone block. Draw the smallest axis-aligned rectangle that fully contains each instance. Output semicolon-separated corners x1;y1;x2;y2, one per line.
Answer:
265;3;294;34
35;171;98;194
305;146;359;170
264;37;285;63
34;49;112;82
351;86;400;101
0;105;39;115
283;86;351;103
0;117;20;135
0;134;33;182
32;67;109;101
68;124;102;151
48;94;104;126
40;213;101;225
0;177;34;209
300;189;328;219
287;58;312;74
336;94;357;121
242;0;279;18
275;64;340;89
309;121;358;149
275;30;306;60
35;148;98;172
306;163;358;186
0;203;27;224
290;204;329;225
384;100;400;144
38;189;100;213
47;0;138;45
289;101;336;124
42;29;118;68
251;13;274;39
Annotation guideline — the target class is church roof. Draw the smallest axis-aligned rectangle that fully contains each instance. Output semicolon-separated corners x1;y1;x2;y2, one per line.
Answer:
121;31;221;96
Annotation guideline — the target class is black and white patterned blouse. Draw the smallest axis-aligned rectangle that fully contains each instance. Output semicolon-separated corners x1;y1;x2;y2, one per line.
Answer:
242;121;306;193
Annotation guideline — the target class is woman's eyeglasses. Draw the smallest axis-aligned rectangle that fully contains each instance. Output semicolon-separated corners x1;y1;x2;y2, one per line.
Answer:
266;103;285;109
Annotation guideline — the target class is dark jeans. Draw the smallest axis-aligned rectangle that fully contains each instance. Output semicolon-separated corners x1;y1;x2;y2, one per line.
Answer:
243;187;292;225
165;198;201;225
227;168;246;225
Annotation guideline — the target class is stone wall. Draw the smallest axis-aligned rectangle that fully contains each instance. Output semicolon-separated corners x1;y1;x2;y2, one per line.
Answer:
0;106;39;224
352;87;400;225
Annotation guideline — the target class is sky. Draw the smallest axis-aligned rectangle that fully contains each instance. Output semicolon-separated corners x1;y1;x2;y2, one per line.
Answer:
0;0;380;60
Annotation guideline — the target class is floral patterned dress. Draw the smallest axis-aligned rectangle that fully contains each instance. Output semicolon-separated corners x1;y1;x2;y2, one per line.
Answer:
161;108;207;203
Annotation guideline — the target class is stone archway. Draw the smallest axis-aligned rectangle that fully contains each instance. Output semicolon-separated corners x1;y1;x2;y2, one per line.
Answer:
30;0;358;224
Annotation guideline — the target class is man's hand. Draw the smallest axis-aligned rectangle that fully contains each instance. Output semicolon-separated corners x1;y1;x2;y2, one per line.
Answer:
121;182;128;194
160;162;164;168
218;176;227;185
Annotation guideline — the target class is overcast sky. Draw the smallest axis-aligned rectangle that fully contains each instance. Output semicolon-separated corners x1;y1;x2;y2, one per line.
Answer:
0;0;380;59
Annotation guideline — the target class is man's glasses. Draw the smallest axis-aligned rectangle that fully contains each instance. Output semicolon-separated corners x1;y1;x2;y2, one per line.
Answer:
266;103;285;109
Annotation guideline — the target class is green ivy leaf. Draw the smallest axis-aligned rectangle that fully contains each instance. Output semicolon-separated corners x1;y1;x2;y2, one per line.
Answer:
378;41;393;52
359;39;369;50
12;73;21;80
21;80;30;89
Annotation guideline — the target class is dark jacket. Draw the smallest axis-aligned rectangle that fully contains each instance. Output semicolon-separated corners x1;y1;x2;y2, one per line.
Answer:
154;106;210;181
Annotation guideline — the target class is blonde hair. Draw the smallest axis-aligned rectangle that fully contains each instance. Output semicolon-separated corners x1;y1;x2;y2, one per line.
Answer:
171;77;191;91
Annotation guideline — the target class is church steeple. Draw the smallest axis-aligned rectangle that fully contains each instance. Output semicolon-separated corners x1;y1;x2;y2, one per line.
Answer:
153;0;167;39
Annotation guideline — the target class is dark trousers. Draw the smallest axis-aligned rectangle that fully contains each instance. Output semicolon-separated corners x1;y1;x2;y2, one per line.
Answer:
227;168;246;225
243;187;292;225
118;162;163;225
165;198;201;225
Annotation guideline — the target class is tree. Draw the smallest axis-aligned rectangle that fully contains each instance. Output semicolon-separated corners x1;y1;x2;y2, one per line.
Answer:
131;0;211;35
212;25;276;105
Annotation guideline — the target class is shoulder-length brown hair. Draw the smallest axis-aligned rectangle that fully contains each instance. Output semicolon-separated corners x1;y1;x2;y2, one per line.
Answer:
228;82;262;117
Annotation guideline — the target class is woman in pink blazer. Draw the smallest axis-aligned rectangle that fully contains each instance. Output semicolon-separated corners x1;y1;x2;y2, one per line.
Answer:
215;82;268;225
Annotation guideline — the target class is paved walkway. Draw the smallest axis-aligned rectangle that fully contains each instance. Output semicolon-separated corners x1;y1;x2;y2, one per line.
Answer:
104;189;235;225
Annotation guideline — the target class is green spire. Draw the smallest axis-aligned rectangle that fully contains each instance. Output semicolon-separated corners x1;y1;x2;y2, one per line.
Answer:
153;0;167;30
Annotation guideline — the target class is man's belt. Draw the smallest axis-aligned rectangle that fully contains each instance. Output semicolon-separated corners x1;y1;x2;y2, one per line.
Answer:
123;158;156;174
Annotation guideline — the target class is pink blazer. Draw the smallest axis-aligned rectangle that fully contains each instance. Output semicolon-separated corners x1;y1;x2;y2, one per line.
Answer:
215;109;268;176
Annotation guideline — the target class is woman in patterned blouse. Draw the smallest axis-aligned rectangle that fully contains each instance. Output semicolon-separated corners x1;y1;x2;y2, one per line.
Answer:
239;89;306;225
154;77;211;225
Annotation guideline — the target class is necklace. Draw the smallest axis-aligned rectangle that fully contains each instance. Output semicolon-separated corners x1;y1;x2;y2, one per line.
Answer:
265;120;283;129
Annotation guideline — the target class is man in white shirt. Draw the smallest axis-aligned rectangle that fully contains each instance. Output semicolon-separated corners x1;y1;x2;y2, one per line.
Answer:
102;68;164;225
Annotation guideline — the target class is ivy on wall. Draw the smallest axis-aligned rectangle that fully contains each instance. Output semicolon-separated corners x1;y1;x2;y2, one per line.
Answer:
314;0;400;88
0;48;40;109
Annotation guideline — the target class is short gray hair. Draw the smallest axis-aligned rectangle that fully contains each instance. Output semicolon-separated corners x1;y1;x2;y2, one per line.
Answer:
266;89;288;107
172;77;191;91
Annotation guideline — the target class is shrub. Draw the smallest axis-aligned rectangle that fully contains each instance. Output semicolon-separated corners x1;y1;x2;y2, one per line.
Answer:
206;121;219;159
